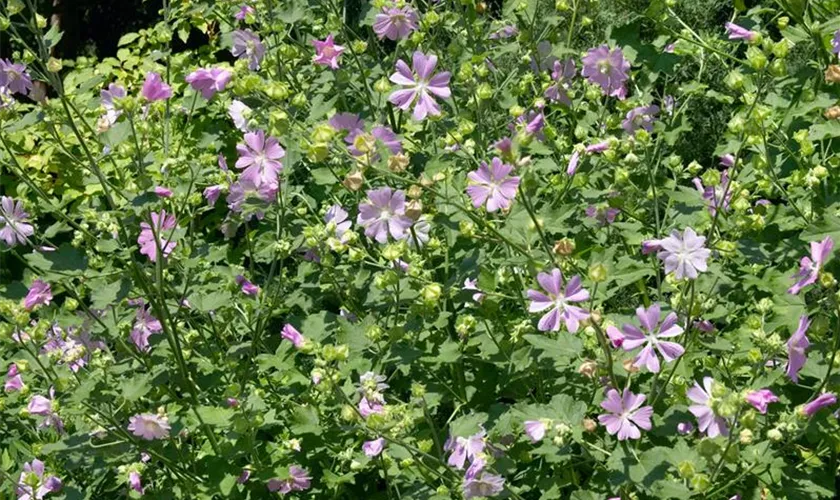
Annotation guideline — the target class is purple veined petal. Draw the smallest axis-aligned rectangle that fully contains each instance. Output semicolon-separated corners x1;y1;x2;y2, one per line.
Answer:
427;72;452;97
656;341;685;362
598;413;623;435
537;269;563;297
413;91;440;120
466;185;492;208
468;163;493;184
635;344;660;372
658;312;680;335
413;51;438;80
562;305;589;333
636;303;660;333
527;290;553;312
599;389;623;413
389;88;418;109
498;178;520;199
621;324;646;341
629;406;653;430
686;384;709;405
537;306;562;331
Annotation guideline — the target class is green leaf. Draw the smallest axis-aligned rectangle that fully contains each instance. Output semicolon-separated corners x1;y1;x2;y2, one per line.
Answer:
121;374;152;402
290;405;321;434
189;291;232;312
196;406;234;427
523;334;583;362
118;32;140;46
449;412;487;437
91;279;130;310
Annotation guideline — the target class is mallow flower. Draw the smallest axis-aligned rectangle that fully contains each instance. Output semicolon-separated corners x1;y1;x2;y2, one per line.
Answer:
281;324;305;348
527;268;590;333
466;157;520;212
140;72;171;102
745;389;778;414
687;377;728;438
621;105;659;135
597;389;653;440
137;211;178;262
228;100;251;132
0;59;33;96
100;83;126;126
463;460;505;499
373;4;418;40
786;315;811;383
363;438;386;457
231;29;265;71
725;22;758;42
545;58;575;105
128;413;171;440
788;236;833;295
357;187;413;243
24;280;52;311
654;227;710;280
235;130;285;189
618;303;684;373
28;388;63;433
802;393;837;417
16;459;62;500
693;170;731;216
444;429;486;469
312;34;345;70
389;51;451;121
5;363;24;392
131;302;162;352
267;466;311;494
0;196;35;247
581;45;630;99
185;67;232;99
523;420;548;443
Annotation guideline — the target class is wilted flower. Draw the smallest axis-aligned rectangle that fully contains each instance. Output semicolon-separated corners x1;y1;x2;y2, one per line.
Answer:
235;130;285;190
140;72;172;102
585;206;619;226
128;413;170;440
618;304;684;373
185;67;232;99
204;185;224;205
0;59;32;95
693;170;731;216
281;324;305;348
5;363;23;392
128;471;143;495
621;105;659;135
725;22;757;42
138;210;178;262
17;459;62;500
235;275;259;296
363;437;386;457
373;4;419;40
745;389;778;414
100;83;126;125
527;268;590;333
466;157;520;212
581;45;630;99
786;315;811;383
566;150;581;176
687;377;728;438
523;420;547;443
131;302;162;352
489;25;519;40
463;461;505;499
655;227;710;280
228;100;251;132
598;389;653;440
28;388;63;433
24;280;52;310
0;196;35;247
312;34;345;70
231;29;265;71
389;51;451;121
788;236;833;295
444;429;485;469
267;466;311;494
545;58;575;105
802;393;837;417
357;187;413;243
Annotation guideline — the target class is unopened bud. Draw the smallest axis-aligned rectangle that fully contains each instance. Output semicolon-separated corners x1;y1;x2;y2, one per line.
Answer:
388;153;410;172
407;185;423;199
405;200;423;220
825;106;840;120
577;360;597;378
553;238;575;256
582;418;597;432
622;358;639;373
343;171;364;191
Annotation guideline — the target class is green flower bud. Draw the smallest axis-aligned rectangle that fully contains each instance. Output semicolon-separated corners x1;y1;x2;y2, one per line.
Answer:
725;70;745;90
373;77;391;94
769;59;787;77
777;16;789;29
421;283;442;304
746;46;767;70
677;460;695;479
477;82;493;100
701;169;721;187
588;263;608;283
767;428;783;441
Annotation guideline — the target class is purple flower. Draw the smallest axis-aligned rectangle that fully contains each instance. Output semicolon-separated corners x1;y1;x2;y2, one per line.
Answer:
346;125;402;157
228;100;251;132
523;420;547;443
358;372;388;417
363;437;386;457
513;111;545;140
140;72;172;102
444;429;485;469
235;275;260;296
597;388;653;440
153;186;173;198
463;464;505;499
802;393;837;417
185;67;232;99
693;170;731;216
312;34;345;70
656;227;710;279
128;413;170;440
128;471;144;495
138;210;178;262
359;396;385;417
0;59;32;96
100;83;126;125
466;158;520;212
234;4;254;20
585;141;610;154
786;315;811;383
725;22;757;42
5;363;23;392
357;187;413;243
719;154;736;168
687;377;728;438
329;112;365;133
28;388;63;433
267;466;311;494
17;459;62;500
545;58;576;105
745;389;779;414
204;185;224;205
231;29;265;71
833;29;840;56
489;25;519;40
373;4;419;40
567;150;581;176
237;469;251;484
788;236;834;295
325;205;352;243
226;181;277;217
235;130;285;190
131;302;162;352
619;303;684;373
676;422;694;435
463;278;485;303
581;45;630;99
585;206;619;226
0;196;35;247
621;105;659;135
606;325;625;348
24;280;52;311
527;269;590;333
389;51;451;121
281;324;305;348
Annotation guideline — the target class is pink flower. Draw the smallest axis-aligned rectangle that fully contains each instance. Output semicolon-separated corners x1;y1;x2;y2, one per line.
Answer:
788;236;834;294
463;278;485;303
581;45;630;99
687;377;728;438
28;388;63;433
605;325;625;348
24;280;52;311
523;420;547;443
527;268;590;333
231;29;265;71
693;170;731;216
719;154;736;168
16;459;62;500
585;141;610;154
566;150;581;176
325;205;352;243
363;437;386;457
281;324;305;348
140;72;172;102
745;389;779;414
185;67;232;99
463;462;505;499
373;5;419;40
389;51;451;121
545;58;575;105
153;186;173;198
725;22;758;42
137;210;178;262
228;100;251;132
0;196;35;247
802;393;837;417
786;315;811;383
131;302;162;352
444;429;485;469
204;185;224;205
466;158;520;212
677;422;694;435
621;105;659;135
656;227;710;280
585;205;619;226
619;303;684;373
234;4;254;20
5;363;23;392
345;125;402;157
128;471;144;495
312;34;345;70
235;275;260;296
267;466;311;494
0;59;33;96
597;389;653;440
359;397;385;417
235;130;285;190
128;413;171;440
100;83;126;125
357;187;413;244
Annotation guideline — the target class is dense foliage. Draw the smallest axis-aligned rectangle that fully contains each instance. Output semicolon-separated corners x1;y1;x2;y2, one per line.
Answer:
3;0;840;498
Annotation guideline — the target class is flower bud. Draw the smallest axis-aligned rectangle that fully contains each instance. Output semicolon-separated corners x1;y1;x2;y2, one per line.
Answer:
407;185;423;199
690;474;711;492
47;57;62;73
421;283;443;305
588;263;608;283
577;360;597;378
477;82;493;100
824;106;840;120
678;460;695;479
777;16;789;29
622;358;639;373
739;429;753;444
767;428;783;441
405;200;423;220
374;77;391;94
388;153;410;172
582;418;597;432
343;171;364;191
553;238;575;256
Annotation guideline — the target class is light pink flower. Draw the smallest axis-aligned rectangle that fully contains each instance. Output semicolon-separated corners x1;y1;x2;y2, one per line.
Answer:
235;130;284;190
802;393;837;417
312;34;345;70
389;51;451;121
185;67;232;99
16;459;62;500
466;158;520;212
0;196;35;247
687;377;728;438
231;29;265;71
267;466;311;494
725;22;757;42
527;269;590;333
523;420;547;443
281;324;305;348
235;275;259;296
597;388;653;440
5;363;23;392
131;302;162;352
656;227;710;279
444;429;485;469
745;389;778;414
786;315;811;383
788;236;833;294
137;210;177;262
128;413;171;440
618;303;684;373
24;280;52;310
363;437;386;457
140;72;172;102
373;5;419;40
357;187;413;244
